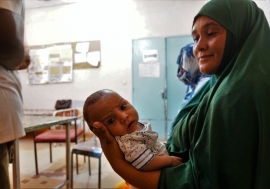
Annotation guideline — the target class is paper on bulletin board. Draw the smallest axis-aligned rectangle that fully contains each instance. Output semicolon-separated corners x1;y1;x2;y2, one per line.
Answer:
87;51;100;66
139;62;160;77
74;52;87;63
143;49;158;62
73;41;101;69
28;44;73;84
28;48;49;84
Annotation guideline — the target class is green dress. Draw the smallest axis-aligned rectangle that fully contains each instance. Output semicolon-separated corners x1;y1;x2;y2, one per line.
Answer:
159;0;270;188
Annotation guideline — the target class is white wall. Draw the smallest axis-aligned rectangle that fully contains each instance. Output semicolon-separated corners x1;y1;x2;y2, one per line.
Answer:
20;0;270;109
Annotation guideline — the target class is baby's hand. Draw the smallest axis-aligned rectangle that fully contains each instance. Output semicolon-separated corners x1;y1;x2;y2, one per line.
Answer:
170;156;183;167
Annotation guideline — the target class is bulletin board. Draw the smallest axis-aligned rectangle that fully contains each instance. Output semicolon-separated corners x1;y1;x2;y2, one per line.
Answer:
28;40;101;85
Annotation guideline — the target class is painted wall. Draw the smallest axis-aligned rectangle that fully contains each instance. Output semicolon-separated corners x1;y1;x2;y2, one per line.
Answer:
20;0;270;109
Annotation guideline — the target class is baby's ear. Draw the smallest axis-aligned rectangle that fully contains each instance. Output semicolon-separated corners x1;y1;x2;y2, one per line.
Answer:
89;122;94;127
88;123;95;132
85;120;92;127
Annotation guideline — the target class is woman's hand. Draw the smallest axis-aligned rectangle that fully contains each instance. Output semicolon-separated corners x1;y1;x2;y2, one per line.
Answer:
170;156;183;167
91;122;125;165
90;122;160;189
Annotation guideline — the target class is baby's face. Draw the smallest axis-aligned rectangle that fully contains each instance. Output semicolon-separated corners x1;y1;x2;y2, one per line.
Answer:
88;92;139;136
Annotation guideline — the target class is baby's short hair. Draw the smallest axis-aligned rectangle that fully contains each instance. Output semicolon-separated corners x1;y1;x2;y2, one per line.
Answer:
83;89;114;125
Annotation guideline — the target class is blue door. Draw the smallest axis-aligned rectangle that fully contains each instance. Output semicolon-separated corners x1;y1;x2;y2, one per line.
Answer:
132;37;167;140
132;36;193;140
166;35;193;138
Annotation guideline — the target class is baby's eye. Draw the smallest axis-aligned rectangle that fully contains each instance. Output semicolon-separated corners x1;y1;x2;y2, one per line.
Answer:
121;104;126;110
107;117;115;125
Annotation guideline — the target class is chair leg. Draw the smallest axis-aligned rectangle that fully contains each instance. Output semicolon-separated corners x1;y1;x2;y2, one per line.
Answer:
98;157;101;189
49;143;52;163
76;154;79;174
71;151;74;189
33;141;39;175
88;157;91;175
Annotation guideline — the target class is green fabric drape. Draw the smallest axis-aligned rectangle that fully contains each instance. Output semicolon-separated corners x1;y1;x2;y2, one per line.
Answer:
159;0;270;188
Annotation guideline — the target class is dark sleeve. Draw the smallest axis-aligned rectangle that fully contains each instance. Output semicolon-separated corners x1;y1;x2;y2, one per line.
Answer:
165;77;215;162
0;8;24;70
158;161;197;189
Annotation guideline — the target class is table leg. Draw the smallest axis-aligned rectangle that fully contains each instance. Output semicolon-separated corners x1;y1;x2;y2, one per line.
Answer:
66;122;71;188
13;139;20;189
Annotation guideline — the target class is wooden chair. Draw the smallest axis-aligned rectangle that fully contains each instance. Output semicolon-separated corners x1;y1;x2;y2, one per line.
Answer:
71;136;103;189
33;108;85;175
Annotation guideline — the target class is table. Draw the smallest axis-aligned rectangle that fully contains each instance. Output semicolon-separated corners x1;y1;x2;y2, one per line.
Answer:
13;115;77;189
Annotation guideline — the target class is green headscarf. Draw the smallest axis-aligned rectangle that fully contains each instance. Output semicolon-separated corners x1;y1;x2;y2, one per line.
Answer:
159;0;270;188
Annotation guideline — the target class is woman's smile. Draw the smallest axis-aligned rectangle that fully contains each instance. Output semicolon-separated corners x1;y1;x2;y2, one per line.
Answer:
198;54;212;61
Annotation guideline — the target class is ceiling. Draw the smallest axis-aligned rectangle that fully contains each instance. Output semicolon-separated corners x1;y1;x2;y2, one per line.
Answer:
24;0;208;10
25;0;72;10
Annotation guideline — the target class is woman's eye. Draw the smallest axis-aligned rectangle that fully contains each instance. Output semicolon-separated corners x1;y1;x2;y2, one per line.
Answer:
107;118;115;125
208;31;217;37
121;104;126;110
193;36;199;43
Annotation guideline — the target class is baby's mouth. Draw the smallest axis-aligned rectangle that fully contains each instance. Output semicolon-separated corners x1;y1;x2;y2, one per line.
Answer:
128;122;132;129
127;121;134;130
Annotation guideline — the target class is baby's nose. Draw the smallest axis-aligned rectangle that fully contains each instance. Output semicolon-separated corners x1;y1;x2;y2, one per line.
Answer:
120;112;128;123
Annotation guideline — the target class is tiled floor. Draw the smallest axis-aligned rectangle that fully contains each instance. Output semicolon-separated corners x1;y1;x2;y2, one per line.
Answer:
9;132;123;189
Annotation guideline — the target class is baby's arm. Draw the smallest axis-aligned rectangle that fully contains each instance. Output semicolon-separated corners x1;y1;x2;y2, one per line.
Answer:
142;155;182;171
117;137;183;172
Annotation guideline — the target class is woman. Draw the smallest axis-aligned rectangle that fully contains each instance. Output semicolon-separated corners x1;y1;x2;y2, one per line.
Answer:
176;43;211;110
89;0;270;188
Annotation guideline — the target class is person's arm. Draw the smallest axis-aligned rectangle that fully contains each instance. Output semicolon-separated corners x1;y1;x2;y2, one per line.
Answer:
0;8;24;70
142;155;182;171
92;122;160;189
17;46;30;70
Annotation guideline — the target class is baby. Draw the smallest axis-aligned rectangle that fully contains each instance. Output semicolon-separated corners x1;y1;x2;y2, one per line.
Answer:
83;89;182;188
83;89;182;187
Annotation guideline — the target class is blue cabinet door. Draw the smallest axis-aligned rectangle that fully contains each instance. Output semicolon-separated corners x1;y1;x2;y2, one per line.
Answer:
166;36;193;138
132;36;194;140
132;37;167;140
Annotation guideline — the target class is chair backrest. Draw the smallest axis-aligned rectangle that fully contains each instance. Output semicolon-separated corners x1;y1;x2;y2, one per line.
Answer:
53;108;79;117
55;99;72;110
52;108;85;133
71;100;84;109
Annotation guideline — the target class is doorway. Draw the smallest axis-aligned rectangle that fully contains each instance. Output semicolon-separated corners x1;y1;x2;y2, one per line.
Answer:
132;35;193;140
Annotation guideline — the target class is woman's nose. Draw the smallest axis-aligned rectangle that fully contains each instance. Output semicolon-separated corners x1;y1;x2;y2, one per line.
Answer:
194;37;207;53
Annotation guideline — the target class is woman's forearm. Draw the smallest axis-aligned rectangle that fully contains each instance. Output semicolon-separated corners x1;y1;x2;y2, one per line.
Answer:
109;154;161;189
96;124;160;189
102;139;160;188
110;151;182;187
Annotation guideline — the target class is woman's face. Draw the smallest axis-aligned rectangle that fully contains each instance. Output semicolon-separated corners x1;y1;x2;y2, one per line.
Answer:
192;16;227;74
